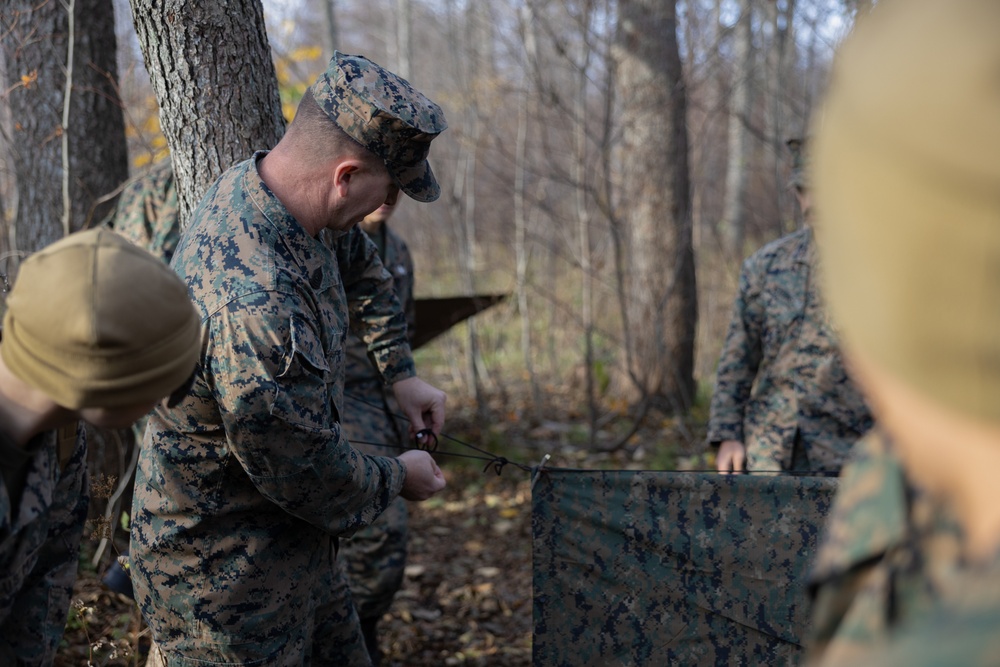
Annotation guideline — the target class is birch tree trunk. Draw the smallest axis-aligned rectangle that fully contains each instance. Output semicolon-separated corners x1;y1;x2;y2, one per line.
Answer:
395;0;412;80
721;0;753;257
128;0;285;227
2;0;127;253
615;0;698;412
514;1;542;415
323;0;339;54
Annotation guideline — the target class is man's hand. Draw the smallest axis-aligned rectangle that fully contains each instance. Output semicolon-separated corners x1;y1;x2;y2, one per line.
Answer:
397;450;446;500
716;440;747;474
392;376;446;446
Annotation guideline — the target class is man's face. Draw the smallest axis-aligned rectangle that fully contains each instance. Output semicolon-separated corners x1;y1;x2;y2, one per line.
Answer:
360;198;399;233
335;163;400;233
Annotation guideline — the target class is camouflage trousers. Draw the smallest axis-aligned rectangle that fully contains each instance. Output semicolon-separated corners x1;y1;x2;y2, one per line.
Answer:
341;387;411;622
143;551;371;667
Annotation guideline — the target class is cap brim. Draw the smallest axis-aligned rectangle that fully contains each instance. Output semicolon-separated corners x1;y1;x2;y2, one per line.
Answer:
393;160;440;203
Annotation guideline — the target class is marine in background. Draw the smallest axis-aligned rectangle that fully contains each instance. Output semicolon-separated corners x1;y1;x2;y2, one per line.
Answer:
340;197;417;666
708;139;873;473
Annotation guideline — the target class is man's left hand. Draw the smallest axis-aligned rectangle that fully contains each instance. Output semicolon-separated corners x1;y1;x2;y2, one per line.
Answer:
392;376;447;445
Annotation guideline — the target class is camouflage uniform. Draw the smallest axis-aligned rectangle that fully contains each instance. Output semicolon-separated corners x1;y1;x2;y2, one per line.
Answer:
130;152;413;666
107;160;181;264
824;560;1000;666
707;227;873;472
0;425;88;666
340;224;414;626
805;431;963;665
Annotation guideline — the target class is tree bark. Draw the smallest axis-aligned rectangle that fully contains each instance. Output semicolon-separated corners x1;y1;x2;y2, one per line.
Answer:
2;0;128;253
615;0;697;411
721;0;753;257
128;0;285;227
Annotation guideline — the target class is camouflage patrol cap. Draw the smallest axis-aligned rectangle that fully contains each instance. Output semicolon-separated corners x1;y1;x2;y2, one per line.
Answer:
786;138;809;190
1;228;201;410
309;52;447;203
814;0;1000;422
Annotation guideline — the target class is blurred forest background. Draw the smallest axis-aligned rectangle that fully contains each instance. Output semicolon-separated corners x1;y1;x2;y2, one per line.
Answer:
1;1;868;662
0;0;867;441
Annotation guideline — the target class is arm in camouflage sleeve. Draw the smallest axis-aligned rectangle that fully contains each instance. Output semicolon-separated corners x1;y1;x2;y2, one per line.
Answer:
400;236;416;346
209;294;406;535
706;257;767;445
339;228;416;384
1;434;89;665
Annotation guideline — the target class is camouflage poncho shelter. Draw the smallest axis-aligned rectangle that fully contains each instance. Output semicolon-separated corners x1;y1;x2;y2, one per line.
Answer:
532;470;839;665
707;227;873;472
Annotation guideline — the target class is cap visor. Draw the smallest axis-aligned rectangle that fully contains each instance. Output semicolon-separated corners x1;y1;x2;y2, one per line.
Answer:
394;161;440;203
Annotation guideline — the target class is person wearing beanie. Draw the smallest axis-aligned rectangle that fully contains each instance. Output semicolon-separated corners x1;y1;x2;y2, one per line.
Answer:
707;138;873;474
0;228;200;665
809;0;1000;663
131;52;448;666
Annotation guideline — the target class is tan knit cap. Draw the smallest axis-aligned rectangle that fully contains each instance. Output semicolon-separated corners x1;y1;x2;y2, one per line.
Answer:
813;0;1000;422
1;228;201;409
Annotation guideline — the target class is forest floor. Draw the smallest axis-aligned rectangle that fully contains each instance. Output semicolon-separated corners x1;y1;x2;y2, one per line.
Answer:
55;396;708;667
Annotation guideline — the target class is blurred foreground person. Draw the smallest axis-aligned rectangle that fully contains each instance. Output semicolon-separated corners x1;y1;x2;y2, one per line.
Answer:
810;0;1000;663
708;138;872;473
0;229;200;665
131;52;448;666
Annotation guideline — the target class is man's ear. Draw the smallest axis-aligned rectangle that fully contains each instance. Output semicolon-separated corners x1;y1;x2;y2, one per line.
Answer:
332;159;363;198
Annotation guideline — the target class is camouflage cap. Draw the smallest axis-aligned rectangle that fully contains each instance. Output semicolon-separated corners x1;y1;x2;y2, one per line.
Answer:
309;52;447;203
1;228;201;410
786;137;809;190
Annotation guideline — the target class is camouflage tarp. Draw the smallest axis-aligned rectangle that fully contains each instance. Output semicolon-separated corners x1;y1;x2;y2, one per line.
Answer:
532;470;839;666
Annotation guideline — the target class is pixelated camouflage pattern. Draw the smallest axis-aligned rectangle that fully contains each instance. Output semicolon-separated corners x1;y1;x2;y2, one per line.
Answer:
532;470;838;666
827;556;1000;666
340;222;415;622
0;425;88;665
805;430;964;665
107;160;180;264
707;228;873;472
309;52;447;203
130;152;414;664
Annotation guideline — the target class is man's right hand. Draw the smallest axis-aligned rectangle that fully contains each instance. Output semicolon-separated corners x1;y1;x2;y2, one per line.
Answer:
397;449;446;500
716;440;747;474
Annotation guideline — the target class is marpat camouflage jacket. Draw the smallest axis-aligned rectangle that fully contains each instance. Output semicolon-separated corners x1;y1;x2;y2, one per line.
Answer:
0;426;87;665
805;430;963;665
130;152;412;651
707;227;873;471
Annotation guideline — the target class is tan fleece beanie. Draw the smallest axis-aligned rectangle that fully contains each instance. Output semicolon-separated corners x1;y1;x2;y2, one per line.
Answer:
1;228;201;409
813;0;1000;422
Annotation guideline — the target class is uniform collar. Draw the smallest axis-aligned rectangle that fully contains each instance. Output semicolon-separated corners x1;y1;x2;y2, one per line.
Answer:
242;151;337;288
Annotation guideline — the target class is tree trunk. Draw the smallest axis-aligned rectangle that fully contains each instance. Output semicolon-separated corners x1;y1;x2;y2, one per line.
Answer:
395;0;412;80
721;0;753;257
323;0;339;53
615;0;697;412
128;0;285;227
514;1;542;417
2;0;128;253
